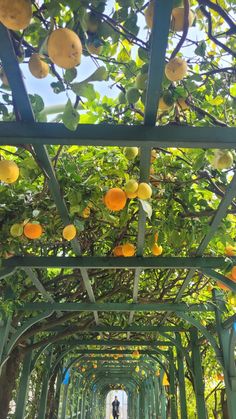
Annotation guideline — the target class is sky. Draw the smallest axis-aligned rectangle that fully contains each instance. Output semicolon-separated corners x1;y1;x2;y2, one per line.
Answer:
2;1;208;119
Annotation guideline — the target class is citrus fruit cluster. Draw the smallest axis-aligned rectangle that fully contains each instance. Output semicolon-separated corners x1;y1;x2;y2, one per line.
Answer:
113;243;136;257
104;181;152;212
10;222;78;242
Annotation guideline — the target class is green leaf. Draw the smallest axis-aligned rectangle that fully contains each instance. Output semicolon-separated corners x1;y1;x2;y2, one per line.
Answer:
195;41;206;57
64;68;77;83
62;99;80;131
71;83;96;100
139;199;152;219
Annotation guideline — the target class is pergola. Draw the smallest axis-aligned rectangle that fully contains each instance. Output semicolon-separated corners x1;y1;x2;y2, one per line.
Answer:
0;1;235;418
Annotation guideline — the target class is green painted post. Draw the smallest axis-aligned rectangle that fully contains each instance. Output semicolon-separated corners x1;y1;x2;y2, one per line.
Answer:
213;289;236;419
169;351;177;419
74;377;81;419
160;370;167;419
14;348;33;419
0;314;11;367
176;334;188;419
60;383;69;419
38;350;53;419
154;375;161;417
190;328;207;419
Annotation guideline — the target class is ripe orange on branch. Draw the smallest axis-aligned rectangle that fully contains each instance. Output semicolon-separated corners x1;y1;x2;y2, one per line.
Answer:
225;245;236;257
0;0;32;31
122;243;136;257
47;28;82;69
104;188;127;211
152;244;163;256
29;54;49;79
113;246;124;257
171;7;194;32
62;224;77;241
24;223;43;240
165;57;188;82
0;160;19;184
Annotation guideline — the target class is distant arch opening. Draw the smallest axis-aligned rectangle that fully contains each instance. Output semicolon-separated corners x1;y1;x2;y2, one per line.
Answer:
106;390;128;419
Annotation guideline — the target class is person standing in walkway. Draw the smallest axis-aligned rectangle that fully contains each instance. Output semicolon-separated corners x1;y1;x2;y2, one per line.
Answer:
112;395;120;419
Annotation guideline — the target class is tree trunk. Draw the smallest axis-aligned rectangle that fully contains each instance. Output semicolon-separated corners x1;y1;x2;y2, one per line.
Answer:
0;348;22;419
46;368;59;419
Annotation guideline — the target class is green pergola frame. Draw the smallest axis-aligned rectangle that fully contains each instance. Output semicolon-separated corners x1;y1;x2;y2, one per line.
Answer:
0;1;236;418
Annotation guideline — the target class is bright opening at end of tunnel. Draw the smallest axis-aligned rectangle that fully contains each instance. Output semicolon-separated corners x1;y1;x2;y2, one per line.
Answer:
106;390;128;419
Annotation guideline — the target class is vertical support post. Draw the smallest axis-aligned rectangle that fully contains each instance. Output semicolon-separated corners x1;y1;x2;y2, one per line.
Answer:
169;350;177;419
190;328;207;419
60;382;69;419
15;348;33;419
74;377;81;419
213;289;236;419
160;370;167;419
0;314;11;368
176;334;188;419
38;349;53;419
54;366;63;419
154;375;161;417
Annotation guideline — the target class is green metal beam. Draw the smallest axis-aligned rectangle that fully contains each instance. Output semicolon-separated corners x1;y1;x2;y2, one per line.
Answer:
190;328;207;419
21;302;214;312
202;268;236;293
48;325;186;333
0;122;235;148
53;339;175;347
15;347;33;419
3;256;234;270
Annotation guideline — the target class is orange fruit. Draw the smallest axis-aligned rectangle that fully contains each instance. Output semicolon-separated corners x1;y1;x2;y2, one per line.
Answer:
125;190;138;199
177;97;189;110
82;207;90;218
122;243;136;257
132;350;140;359
0;160;19;183
104;188;127;211
165;57;188;82
29;53;49;79
47;28;82;69
231;267;236;281
137;183;152;200
171;7;194;32
113;246;124;257
217;281;230;291
152;243;163;256
24;223;43;239
62;224;77;241
225;245;236;257
0;0;32;31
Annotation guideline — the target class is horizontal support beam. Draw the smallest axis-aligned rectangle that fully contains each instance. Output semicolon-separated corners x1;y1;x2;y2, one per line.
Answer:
48;325;186;332
2;256;235;270
58;349;157;354
0;122;235;148
56;339;174;347
21;302;214;312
